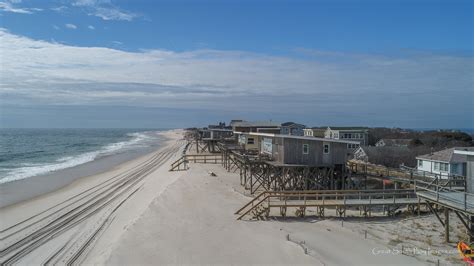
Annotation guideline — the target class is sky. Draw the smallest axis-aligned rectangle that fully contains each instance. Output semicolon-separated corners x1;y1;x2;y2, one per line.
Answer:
0;0;473;128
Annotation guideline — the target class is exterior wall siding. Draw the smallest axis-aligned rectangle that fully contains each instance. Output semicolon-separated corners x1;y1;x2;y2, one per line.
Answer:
466;155;474;193
324;128;368;146
416;159;466;178
279;138;348;166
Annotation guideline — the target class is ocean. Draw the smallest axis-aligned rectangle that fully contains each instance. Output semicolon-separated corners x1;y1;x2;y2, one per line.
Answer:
0;128;165;184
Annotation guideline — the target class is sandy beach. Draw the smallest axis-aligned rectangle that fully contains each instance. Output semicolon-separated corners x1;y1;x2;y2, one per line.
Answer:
103;160;429;265
0;129;185;264
0;130;464;265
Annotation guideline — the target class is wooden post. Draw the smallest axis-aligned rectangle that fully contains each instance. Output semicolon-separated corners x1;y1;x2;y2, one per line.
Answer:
417;197;421;216
470;216;474;243
444;208;450;243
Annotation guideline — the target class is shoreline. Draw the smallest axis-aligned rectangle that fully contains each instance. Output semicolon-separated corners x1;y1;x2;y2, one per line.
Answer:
0;129;171;208
0;129;186;265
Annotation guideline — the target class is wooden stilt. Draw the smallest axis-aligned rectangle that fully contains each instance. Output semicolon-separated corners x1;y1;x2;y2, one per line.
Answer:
445;208;450;243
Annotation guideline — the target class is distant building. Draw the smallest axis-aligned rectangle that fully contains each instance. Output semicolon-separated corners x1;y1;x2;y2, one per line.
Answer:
280;122;306;136
201;128;233;140
230;120;281;133
454;148;474;193
208;122;231;130
416;147;471;178
353;146;410;167
303;127;326;138
325;126;369;147
229;120;244;128
375;138;412;147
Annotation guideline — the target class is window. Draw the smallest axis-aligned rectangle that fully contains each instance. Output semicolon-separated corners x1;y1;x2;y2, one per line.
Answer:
324;144;330;154
334;133;339;139
303;144;309;154
451;164;458;173
434;162;440;171
418;160;423;167
247;138;254;144
440;163;448;172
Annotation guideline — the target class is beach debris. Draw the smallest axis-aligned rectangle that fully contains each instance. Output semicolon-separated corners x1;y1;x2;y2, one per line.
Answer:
208;171;217;177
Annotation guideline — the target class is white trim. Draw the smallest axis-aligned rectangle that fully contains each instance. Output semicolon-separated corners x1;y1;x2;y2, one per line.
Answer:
415;157;450;164
454;150;474;155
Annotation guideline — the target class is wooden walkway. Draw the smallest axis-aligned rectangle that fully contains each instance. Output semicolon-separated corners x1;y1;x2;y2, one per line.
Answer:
236;189;422;220
415;179;474;215
169;154;223;171
414;179;474;242
348;160;467;191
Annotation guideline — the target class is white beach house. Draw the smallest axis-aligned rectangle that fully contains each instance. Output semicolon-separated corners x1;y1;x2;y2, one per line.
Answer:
453;148;474;193
416;147;470;178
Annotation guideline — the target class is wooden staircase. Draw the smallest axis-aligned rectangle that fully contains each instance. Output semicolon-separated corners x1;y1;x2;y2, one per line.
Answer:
169;156;188;171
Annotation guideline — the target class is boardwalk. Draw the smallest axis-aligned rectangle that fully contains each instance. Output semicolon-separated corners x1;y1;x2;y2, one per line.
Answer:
236;189;422;220
416;191;474;215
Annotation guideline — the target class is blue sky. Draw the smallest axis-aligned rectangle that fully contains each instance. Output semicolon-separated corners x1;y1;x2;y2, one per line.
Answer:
0;0;473;128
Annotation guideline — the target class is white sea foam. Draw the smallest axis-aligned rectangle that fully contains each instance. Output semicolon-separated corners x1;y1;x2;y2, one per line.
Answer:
0;131;159;184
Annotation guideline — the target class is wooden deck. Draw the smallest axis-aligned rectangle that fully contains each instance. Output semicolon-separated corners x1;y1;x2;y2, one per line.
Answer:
416;190;474;215
236;189;422;220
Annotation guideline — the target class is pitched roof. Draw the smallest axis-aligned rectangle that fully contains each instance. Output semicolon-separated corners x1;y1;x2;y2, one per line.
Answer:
281;122;306;128
417;147;471;163
236;131;360;145
328;126;369;131
231;121;281;128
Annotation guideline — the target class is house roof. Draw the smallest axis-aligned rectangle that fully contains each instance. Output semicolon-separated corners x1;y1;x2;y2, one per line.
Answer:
281;122;306;128
328;126;369;131
416;147;471;163
231;121;281;128
235;131;360;145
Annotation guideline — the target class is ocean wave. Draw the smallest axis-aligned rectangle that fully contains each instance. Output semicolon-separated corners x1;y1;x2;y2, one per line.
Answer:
0;131;160;184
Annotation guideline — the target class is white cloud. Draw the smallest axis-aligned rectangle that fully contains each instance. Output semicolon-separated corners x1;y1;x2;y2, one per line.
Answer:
71;0;136;21
65;23;77;29
88;25;95;30
0;0;42;14
91;6;135;21
0;28;472;125
50;6;67;12
53;25;60;30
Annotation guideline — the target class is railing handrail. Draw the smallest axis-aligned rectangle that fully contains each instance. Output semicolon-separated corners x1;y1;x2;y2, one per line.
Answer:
234;191;268;215
236;189;422;219
236;195;272;220
263;191;416;200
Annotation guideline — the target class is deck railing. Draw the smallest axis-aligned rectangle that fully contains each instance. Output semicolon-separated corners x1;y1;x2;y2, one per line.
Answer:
348;160;466;191
414;179;474;213
169;154;223;171
235;189;418;220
